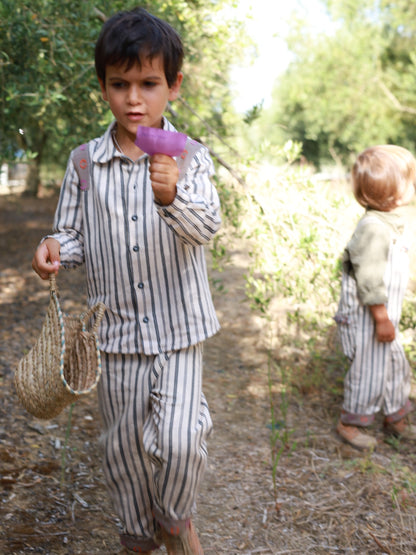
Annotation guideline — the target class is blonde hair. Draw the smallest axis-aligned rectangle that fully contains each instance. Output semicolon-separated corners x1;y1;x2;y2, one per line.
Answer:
352;145;416;211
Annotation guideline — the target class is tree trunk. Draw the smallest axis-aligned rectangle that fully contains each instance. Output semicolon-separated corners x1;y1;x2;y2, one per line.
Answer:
23;131;47;197
24;157;41;197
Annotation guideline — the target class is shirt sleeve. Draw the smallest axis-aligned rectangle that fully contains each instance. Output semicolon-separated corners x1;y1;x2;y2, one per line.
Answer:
155;145;221;246
346;220;391;305
48;151;85;268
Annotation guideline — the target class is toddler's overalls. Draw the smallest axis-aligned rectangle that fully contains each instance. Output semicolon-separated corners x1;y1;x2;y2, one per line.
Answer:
335;217;411;426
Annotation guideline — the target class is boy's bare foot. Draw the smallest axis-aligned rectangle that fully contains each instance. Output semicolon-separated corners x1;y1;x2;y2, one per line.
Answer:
160;520;203;555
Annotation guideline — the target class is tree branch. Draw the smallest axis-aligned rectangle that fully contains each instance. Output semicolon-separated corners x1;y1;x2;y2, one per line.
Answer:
199;141;248;189
177;95;241;158
93;7;108;23
376;79;416;115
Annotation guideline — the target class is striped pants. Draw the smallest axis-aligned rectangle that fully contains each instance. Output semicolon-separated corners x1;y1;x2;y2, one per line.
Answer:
335;232;412;426
97;344;212;549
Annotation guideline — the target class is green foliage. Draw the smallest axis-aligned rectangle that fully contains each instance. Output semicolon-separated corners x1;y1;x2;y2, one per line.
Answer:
267;350;297;500
400;297;416;332
0;1;100;162
243;101;264;125
266;0;416;166
400;295;416;370
241;164;359;325
216;143;360;414
0;0;249;192
218;147;365;493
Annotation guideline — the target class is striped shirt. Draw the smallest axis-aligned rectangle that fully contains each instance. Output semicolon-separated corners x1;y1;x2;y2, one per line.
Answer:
50;118;221;355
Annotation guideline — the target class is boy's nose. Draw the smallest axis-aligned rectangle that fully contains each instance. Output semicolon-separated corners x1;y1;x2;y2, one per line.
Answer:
127;85;141;104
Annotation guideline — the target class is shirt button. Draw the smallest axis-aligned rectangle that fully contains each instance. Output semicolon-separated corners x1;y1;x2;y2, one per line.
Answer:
131;215;138;222
143;316;149;324
138;282;144;289
133;246;139;252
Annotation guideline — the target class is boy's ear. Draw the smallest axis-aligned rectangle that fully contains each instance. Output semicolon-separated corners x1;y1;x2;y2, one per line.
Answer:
98;78;108;101
168;72;183;102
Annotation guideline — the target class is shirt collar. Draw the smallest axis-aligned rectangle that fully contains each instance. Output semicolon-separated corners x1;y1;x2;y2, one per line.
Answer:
366;207;406;233
92;117;178;164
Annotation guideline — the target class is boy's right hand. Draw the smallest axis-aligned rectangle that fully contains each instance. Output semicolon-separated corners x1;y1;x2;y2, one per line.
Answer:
32;238;61;280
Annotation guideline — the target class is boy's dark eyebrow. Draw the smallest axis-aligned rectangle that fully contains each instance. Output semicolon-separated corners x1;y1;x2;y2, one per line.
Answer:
141;75;163;81
108;74;164;82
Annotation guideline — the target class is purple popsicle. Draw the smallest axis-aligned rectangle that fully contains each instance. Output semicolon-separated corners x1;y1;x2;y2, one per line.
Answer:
135;126;187;156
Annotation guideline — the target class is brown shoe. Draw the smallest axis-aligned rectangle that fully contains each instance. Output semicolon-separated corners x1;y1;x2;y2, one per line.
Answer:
384;416;416;439
160;520;203;555
336;419;377;450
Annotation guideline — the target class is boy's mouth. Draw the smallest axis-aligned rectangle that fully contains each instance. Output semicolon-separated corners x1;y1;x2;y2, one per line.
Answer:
127;112;145;122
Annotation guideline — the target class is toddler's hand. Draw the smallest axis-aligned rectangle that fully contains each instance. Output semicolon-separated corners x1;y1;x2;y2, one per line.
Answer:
32;238;61;280
375;319;395;343
369;304;395;343
149;154;179;206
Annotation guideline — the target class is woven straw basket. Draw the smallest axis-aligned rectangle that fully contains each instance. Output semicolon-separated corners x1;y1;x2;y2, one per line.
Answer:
14;274;106;419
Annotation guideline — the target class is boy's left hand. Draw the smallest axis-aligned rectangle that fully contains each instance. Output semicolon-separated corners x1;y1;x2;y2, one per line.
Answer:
149;154;179;205
369;304;395;343
374;319;395;343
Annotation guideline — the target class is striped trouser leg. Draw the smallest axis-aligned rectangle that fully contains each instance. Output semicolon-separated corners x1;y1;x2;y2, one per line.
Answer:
383;340;411;417
343;306;388;421
97;352;157;541
97;345;212;540
143;343;212;530
383;231;411;418
343;307;411;422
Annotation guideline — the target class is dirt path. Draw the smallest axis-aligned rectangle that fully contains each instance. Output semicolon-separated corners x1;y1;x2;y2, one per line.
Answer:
1;194;416;554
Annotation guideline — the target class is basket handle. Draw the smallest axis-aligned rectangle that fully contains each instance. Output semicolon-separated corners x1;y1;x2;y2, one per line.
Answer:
49;273;58;295
81;302;106;333
49;274;105;332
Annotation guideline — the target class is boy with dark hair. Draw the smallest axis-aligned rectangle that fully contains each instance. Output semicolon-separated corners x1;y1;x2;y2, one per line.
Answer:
94;7;184;88
32;7;220;554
